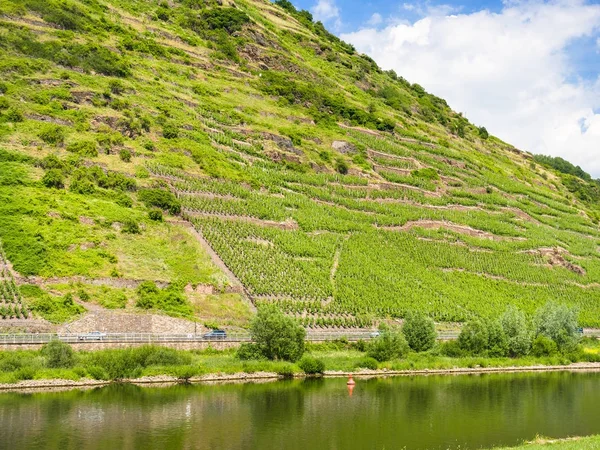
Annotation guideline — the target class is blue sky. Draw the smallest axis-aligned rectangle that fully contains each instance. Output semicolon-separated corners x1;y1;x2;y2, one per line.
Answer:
285;0;600;176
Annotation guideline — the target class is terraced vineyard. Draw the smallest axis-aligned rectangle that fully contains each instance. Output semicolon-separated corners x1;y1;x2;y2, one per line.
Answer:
0;0;599;328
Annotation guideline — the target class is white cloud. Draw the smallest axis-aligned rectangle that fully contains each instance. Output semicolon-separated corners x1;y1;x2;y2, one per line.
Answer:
367;13;383;26
341;1;600;177
311;0;341;29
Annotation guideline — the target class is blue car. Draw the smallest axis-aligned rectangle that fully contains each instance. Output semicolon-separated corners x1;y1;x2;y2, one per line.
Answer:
203;329;227;340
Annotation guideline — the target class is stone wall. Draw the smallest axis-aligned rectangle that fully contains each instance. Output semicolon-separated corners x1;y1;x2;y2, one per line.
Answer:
0;340;242;352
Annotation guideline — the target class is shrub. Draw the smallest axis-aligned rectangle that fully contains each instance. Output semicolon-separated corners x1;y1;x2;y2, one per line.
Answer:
0;97;9;110
162;123;179;139
402;312;437;352
135;282;192;317
119;149;132;162
42;169;64;188
122;219;140;234
534;302;580;353
40;154;66;171
148;208;163;221
87;365;108;380
38;125;65;145
5;107;24;122
66;140;98;157
439;339;465;357
0;82;7;94
501;306;531;357
90;350;142;380
144;346;191;366
173;365;201;381
250;303;306;362
275;362;296;378
41;340;75;368
368;327;409;362
138;188;181;214
334;157;348;174
236;343;266;360
298;355;325;374
458;321;489;355
531;335;558;357
355;357;378;370
108;79;125;95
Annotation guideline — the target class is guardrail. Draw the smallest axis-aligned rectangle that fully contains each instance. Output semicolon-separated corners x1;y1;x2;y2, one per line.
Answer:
0;329;595;345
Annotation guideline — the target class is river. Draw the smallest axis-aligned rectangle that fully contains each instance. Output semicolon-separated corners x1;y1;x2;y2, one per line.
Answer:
1;371;599;449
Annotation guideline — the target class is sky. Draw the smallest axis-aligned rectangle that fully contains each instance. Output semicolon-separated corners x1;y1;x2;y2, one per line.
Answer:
287;0;600;177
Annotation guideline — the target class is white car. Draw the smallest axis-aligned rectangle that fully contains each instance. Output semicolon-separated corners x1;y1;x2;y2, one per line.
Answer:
78;331;107;341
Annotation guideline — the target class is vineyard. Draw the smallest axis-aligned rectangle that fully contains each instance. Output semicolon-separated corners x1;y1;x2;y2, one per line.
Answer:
0;246;29;320
0;0;599;329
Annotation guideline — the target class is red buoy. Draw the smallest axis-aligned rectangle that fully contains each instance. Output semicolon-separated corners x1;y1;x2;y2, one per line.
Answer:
347;375;355;386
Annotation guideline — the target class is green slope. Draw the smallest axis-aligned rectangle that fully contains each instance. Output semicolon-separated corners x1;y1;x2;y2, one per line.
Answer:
0;0;599;328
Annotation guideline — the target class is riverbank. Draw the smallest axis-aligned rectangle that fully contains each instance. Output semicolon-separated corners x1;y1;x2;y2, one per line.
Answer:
494;435;600;449
2;361;600;393
1;339;598;392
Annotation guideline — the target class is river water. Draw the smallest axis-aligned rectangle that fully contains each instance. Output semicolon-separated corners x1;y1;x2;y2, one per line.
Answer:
1;371;599;450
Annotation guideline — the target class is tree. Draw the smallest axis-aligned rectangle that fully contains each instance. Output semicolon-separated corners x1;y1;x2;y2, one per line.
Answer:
458;320;489;355
368;325;409;362
41;339;75;368
402;312;437;352
478;126;489;140
535;302;580;353
501;306;531;357
250;304;305;362
487;320;509;357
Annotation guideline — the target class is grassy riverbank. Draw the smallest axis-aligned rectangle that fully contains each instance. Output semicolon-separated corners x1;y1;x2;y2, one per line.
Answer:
0;338;599;386
495;435;600;449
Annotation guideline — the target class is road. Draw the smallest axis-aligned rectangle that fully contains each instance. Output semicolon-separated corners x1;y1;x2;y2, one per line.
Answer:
0;330;596;345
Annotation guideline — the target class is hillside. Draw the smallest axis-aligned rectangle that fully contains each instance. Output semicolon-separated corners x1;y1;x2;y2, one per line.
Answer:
0;0;599;332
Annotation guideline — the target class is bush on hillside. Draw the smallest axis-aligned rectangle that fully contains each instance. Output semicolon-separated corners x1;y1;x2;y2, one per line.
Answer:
38;125;65;146
135;281;192;317
250;303;305;362
148;209;163;221
402;312;437;352
66;140;98;157
122;219;140;234
119;149;132;162
42;169;64;189
162;123;179;139
138;188;181;214
4;108;24;122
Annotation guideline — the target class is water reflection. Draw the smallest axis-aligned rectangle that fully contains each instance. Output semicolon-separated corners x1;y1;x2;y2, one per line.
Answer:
0;372;599;450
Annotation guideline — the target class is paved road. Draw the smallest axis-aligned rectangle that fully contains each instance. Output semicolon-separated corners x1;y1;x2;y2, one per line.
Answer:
0;331;460;345
0;330;596;345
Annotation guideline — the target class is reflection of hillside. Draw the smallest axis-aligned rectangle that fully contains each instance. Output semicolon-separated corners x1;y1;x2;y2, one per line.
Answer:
1;373;600;450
